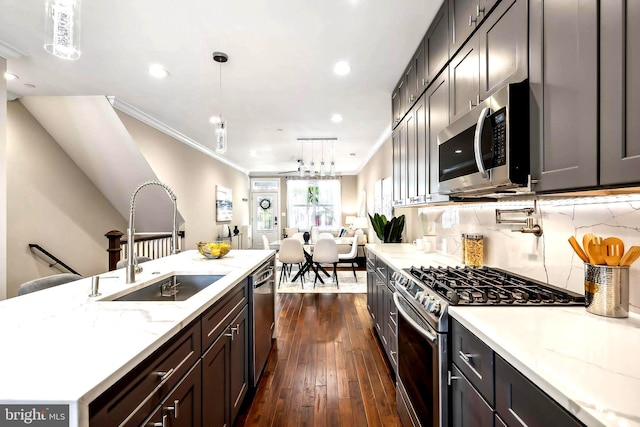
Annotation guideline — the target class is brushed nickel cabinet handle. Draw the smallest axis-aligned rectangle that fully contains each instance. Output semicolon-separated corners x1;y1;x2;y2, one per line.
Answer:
154;368;174;383
458;351;473;362
469;15;477;26
165;399;179;418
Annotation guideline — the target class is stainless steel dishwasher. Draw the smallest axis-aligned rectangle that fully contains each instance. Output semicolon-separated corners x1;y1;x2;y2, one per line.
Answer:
249;256;276;387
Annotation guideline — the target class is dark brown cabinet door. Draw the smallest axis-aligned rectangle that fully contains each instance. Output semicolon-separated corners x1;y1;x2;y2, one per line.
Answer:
415;96;428;200
450;365;494;427
495;355;584;427
404;61;418;110
449;34;479;123
478;0;527;100
530;0;598;192
392;86;401;129
600;0;640;185
146;362;202;427
425;1;450;86
229;306;249;423
426;71;450;196
450;0;480;55
406;102;418;201
392;128;402;204
202;332;229;427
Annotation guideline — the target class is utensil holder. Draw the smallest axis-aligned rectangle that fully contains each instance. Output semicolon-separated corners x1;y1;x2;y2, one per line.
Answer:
584;264;629;318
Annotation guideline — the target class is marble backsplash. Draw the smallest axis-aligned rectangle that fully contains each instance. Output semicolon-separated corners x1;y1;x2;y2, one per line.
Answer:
416;195;640;313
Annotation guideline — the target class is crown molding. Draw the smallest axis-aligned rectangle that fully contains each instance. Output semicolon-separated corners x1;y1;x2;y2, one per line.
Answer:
108;97;249;175
0;40;27;59
354;124;392;175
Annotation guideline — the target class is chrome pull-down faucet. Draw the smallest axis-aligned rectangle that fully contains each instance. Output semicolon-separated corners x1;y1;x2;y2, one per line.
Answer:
126;181;179;284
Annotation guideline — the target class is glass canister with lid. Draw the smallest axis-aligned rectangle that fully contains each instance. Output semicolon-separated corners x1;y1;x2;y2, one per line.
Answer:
464;234;484;267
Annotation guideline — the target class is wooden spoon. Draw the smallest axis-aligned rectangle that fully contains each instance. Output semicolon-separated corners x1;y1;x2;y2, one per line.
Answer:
586;236;606;265
568;236;589;263
600;237;624;266
583;233;596;263
619;246;640;266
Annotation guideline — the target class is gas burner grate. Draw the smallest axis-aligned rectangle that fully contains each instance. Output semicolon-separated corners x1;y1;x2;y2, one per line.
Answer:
407;265;584;306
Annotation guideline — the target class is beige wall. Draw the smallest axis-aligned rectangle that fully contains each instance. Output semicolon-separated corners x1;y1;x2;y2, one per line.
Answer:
1;57;7;299
117;112;250;250
6;101;128;297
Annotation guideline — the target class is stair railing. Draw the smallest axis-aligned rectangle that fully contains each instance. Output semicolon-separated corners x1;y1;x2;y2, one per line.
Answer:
28;244;81;276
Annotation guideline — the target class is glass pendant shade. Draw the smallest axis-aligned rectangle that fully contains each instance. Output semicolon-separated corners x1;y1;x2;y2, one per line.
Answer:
320;161;326;177
44;0;81;60
310;161;316;177
215;120;227;154
330;161;336;177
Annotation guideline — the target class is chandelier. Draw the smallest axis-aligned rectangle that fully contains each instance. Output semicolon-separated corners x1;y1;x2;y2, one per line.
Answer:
44;0;82;60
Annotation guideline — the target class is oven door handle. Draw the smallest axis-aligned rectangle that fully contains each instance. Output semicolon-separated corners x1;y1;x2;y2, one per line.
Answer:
473;106;492;180
393;293;437;344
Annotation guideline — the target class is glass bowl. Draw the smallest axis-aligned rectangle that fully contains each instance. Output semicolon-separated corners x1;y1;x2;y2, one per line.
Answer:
197;241;231;259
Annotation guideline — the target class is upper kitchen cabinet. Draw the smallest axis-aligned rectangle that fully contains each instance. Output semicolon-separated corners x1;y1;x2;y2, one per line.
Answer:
426;71;450;196
450;0;527;123
392;78;405;129
423;1;450;88
449;0;500;56
600;1;640;186
529;0;598;192
392;122;407;206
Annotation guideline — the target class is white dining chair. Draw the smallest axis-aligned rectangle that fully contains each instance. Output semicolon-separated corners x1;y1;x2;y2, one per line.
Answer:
312;238;339;288
338;237;359;280
261;234;270;250
278;238;306;288
291;232;306;244
318;232;334;240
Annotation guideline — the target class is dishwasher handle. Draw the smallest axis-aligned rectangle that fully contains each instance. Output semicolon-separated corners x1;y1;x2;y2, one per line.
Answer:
253;266;274;288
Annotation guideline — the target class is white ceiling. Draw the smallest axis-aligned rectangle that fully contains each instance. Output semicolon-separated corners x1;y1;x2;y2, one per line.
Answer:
1;0;442;176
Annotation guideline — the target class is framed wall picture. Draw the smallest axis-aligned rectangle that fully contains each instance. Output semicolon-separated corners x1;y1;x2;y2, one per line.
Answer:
216;185;233;222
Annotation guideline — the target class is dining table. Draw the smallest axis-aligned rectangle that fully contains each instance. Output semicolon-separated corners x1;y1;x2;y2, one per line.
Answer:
269;237;358;284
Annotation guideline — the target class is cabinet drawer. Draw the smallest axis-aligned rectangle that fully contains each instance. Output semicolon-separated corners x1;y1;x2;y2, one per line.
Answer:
495;355;584;427
202;279;248;351
450;364;494;427
451;319;494;405
375;257;388;282
89;320;201;427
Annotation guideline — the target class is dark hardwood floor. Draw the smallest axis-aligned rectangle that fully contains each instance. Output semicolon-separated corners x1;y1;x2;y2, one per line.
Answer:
236;293;402;427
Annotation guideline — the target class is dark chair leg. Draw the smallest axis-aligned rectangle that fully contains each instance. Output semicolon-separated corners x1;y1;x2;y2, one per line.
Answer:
333;262;339;288
313;263;318;288
298;263;304;288
278;264;285;288
351;261;357;280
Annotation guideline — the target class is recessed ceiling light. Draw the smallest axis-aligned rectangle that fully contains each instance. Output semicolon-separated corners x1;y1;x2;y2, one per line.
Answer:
331;114;343;123
209;116;221;124
23;83;36;88
149;64;169;79
333;61;351;76
4;72;19;81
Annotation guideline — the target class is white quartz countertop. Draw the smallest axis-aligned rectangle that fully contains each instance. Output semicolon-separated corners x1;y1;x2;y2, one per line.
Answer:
0;249;274;427
366;244;640;427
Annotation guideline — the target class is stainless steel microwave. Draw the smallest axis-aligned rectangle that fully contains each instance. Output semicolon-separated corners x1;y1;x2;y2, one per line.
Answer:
437;81;530;196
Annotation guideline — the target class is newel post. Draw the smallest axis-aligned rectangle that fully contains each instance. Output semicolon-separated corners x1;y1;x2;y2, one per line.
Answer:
105;230;124;271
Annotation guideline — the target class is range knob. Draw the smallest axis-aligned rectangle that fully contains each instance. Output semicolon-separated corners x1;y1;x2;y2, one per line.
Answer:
415;292;426;304
429;301;442;316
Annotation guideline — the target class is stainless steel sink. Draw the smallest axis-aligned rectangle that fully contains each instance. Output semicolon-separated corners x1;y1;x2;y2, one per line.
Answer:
112;274;226;301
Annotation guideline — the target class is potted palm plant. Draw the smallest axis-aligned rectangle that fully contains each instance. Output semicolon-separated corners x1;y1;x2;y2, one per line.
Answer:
368;213;405;243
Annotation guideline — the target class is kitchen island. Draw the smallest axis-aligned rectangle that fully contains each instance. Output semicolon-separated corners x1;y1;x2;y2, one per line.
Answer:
368;243;640;427
0;249;274;427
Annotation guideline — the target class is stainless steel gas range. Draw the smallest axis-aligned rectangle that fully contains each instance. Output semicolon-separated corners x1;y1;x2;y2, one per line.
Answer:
391;265;585;427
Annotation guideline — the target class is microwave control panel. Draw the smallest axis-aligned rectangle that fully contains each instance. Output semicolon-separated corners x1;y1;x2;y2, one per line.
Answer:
492;108;507;167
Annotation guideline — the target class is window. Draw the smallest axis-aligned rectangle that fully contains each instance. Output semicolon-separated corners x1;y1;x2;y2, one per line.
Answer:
287;179;341;231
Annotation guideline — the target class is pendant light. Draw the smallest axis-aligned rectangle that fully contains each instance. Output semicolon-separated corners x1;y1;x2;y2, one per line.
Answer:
330;140;336;177
44;0;82;60
320;140;326;177
309;140;316;177
213;52;228;154
299;141;305;177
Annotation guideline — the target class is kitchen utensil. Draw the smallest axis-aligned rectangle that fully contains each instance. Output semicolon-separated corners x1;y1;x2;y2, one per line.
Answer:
619;246;640;266
601;237;625;266
587;236;606;265
584;263;629;318
583;233;595;255
568;236;590;263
